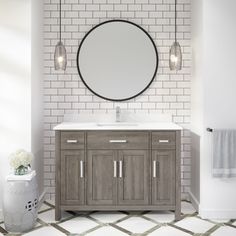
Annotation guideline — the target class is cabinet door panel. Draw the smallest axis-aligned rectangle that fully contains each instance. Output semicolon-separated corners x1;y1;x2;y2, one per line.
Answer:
61;150;85;205
87;150;117;205
118;150;149;205
152;150;175;205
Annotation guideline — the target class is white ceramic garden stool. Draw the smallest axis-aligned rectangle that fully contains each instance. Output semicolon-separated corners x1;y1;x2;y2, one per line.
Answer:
3;170;39;233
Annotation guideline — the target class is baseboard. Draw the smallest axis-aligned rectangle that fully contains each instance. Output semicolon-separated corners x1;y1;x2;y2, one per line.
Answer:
199;208;236;220
188;190;199;212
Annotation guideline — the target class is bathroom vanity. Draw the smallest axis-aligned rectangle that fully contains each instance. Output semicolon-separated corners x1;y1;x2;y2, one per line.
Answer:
54;122;182;220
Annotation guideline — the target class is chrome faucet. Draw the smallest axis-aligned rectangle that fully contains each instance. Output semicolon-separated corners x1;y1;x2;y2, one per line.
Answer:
116;106;121;122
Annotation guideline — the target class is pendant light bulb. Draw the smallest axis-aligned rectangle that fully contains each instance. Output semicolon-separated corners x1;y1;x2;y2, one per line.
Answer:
54;0;67;70
169;0;182;71
169;41;182;71
54;41;67;70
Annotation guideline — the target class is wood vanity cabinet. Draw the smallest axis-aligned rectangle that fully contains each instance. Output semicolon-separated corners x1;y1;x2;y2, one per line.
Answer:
55;130;181;221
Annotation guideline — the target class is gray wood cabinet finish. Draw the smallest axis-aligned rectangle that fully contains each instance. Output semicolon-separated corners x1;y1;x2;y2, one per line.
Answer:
151;150;175;206
118;150;149;205
87;150;117;205
87;131;149;150
61;150;85;205
55;130;181;221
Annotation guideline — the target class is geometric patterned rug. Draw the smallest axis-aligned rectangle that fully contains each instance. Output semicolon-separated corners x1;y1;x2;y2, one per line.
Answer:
0;200;236;236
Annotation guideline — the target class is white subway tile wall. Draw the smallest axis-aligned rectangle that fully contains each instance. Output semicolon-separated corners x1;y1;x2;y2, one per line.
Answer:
44;0;191;200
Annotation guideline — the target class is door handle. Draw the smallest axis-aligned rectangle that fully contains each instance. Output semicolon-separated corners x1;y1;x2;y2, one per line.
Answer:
113;161;117;178
119;161;123;178
153;160;156;178
80;161;84;178
158;139;169;143
66;139;78;143
153;161;159;178
109;140;127;143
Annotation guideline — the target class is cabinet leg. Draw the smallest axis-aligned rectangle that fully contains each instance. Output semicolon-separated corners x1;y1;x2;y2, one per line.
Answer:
175;206;181;221
55;206;61;221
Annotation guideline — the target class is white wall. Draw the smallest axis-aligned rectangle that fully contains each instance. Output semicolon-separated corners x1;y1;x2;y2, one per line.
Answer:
190;0;203;208
0;0;44;218
31;0;44;198
201;0;236;219
191;0;236;219
0;0;31;217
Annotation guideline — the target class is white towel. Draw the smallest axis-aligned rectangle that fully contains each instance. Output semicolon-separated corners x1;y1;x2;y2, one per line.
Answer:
212;130;236;178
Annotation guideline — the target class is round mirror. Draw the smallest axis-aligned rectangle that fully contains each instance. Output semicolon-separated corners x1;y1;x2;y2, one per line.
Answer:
77;20;158;101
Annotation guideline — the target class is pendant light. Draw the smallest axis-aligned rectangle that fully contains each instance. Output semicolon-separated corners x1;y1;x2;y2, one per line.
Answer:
169;0;182;71
54;0;67;70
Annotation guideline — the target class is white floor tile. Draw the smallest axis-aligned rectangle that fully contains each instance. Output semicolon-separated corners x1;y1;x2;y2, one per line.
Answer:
149;225;191;236
45;199;55;206
38;209;72;223
90;211;127;223
211;226;236;236
38;203;52;212
144;211;175;223
181;202;196;215
175;217;215;234
86;226;128;236
23;226;65;236
116;216;156;234
58;216;98;234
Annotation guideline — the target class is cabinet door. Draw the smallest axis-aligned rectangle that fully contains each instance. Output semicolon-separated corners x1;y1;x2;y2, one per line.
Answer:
87;150;117;205
118;150;149;205
152;150;175;205
61;150;85;205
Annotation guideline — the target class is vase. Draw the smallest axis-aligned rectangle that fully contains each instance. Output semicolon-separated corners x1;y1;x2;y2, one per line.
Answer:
15;166;28;175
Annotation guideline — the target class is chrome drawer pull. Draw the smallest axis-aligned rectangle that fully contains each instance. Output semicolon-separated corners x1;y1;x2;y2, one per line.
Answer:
113;161;117;178
158;139;169;143
80;161;84;178
66;139;78;143
153;161;156;178
109;140;127;143
119;161;123;178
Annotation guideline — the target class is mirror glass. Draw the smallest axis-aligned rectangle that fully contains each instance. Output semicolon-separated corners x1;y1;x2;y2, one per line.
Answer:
77;20;158;101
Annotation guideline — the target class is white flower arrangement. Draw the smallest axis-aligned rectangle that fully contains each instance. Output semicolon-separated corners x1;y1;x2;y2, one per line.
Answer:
9;149;33;175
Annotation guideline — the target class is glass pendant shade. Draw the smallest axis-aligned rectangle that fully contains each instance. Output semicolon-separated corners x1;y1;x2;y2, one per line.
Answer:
54;41;67;70
169;41;182;71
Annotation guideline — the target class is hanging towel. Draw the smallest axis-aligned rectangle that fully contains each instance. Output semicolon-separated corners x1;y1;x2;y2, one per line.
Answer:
212;130;236;178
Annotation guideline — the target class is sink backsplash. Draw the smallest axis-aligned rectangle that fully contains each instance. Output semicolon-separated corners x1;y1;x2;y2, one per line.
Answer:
63;112;172;123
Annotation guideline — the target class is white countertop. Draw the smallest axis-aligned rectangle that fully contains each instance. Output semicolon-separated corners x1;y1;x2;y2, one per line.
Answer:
53;122;183;131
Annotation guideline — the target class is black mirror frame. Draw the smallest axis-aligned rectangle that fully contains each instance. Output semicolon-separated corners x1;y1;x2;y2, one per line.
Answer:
76;19;159;102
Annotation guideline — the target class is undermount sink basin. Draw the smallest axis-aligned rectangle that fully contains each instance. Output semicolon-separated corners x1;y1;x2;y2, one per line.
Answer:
97;122;139;127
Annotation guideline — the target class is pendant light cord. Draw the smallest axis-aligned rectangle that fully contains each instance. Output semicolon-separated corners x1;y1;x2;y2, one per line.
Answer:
175;0;177;43
59;0;61;42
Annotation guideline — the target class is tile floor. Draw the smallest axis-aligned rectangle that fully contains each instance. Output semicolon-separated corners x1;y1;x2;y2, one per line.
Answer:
0;201;236;236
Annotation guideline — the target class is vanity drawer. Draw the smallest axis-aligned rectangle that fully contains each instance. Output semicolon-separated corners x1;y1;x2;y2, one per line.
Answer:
87;131;149;150
61;131;85;150
152;132;176;149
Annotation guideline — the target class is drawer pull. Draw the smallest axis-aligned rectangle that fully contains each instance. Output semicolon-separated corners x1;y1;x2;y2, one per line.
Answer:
109;140;127;143
113;161;117;178
153;161;156;178
80;161;84;178
66;139;78;144
119;161;123;178
158;139;169;143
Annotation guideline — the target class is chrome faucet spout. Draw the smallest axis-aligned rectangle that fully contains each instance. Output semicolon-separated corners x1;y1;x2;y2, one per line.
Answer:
116;106;121;122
